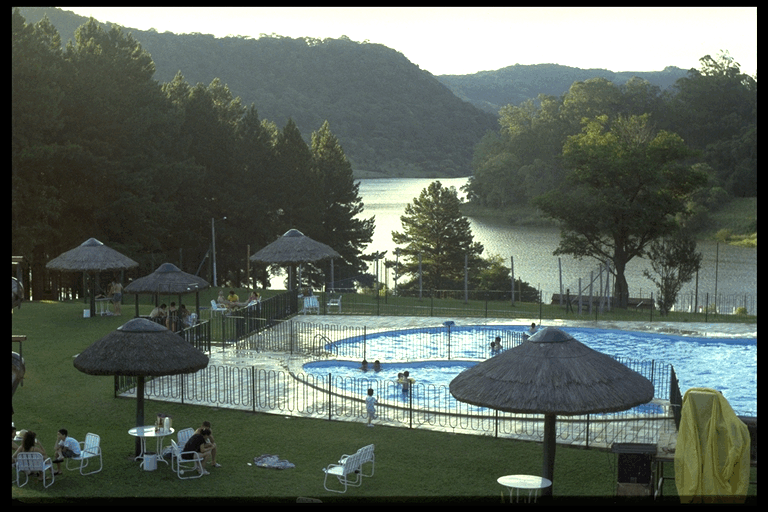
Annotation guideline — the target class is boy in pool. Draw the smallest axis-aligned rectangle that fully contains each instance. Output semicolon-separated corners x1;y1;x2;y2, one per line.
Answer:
366;388;378;427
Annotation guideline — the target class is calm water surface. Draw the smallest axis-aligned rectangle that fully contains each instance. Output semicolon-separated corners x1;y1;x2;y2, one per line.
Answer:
356;178;757;304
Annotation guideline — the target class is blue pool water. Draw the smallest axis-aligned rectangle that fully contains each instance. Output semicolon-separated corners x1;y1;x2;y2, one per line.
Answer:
303;325;757;416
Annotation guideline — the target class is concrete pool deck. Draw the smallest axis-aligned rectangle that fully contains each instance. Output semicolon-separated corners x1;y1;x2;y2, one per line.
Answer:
193;316;755;456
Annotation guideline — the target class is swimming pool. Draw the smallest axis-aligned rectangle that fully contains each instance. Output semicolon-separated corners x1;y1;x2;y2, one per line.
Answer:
303;325;757;416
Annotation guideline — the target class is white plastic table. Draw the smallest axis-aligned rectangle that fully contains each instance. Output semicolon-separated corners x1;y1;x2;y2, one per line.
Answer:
497;474;552;503
96;297;112;316
128;426;174;469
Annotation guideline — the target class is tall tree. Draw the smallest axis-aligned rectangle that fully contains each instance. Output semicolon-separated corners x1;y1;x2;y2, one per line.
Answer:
534;115;707;308
392;181;484;291
309;121;374;282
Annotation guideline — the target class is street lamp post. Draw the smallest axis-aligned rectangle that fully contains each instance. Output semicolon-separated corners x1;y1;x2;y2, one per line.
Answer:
211;217;226;287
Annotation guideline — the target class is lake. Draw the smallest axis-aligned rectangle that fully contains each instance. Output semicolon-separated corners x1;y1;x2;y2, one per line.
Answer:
355;177;757;311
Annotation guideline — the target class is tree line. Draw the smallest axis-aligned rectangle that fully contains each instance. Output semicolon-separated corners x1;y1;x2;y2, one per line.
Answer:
465;52;756;209
12;11;374;296
16;7;500;179
463;52;755;310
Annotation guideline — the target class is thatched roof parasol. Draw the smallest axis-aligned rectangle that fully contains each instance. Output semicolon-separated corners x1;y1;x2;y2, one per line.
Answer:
46;238;138;317
124;263;209;317
250;229;340;265
124;263;209;295
74;317;209;454
250;229;341;290
450;326;654;496
46;238;138;272
74;317;209;376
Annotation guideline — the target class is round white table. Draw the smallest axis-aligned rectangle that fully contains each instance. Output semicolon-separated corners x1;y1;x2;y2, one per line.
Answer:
497;474;552;503
128;426;174;469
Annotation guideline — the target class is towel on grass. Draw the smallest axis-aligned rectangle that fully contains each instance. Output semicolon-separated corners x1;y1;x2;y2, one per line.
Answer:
253;454;295;470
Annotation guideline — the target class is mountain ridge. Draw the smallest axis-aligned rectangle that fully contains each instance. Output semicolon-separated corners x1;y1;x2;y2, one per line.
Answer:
16;7;690;179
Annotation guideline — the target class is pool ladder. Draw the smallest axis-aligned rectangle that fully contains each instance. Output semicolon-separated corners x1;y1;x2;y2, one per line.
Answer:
313;333;335;358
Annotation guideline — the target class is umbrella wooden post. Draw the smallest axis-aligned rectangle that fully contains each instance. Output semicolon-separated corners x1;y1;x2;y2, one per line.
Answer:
542;413;556;497
135;377;145;457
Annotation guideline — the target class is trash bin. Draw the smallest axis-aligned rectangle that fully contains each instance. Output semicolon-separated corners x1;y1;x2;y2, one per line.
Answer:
143;452;157;471
612;443;656;496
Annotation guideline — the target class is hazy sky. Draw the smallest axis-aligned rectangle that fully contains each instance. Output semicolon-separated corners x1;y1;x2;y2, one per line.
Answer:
59;7;756;77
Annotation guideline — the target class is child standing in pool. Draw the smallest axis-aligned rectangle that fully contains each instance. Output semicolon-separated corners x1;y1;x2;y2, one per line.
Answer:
366;388;378;427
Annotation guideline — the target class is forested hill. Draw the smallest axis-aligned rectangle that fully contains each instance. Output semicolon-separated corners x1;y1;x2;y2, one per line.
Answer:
436;64;689;114
18;7;498;178
17;7;688;178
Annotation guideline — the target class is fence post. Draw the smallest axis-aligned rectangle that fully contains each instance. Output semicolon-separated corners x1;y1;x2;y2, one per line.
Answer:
328;373;332;421
251;366;256;412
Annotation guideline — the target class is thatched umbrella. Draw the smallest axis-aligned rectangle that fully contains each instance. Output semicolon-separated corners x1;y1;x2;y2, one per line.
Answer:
124;263;210;319
250;229;341;291
46;238;138;317
73;317;209;455
450;326;654;497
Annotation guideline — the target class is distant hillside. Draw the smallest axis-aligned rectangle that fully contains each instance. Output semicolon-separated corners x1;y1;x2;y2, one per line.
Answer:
436;63;689;114
18;7;497;178
17;7;690;178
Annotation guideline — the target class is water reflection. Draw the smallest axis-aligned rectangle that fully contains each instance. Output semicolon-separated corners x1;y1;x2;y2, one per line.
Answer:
357;178;756;303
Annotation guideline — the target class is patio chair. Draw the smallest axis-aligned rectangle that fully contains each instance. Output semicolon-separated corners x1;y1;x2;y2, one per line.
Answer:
15;452;55;488
169;428;195;472
170;439;205;479
322;448;364;493
326;295;342;313
210;300;228;315
302;295;319;314
66;432;103;475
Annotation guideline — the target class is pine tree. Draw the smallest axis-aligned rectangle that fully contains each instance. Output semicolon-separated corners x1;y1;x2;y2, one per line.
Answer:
392;181;484;291
310;121;374;281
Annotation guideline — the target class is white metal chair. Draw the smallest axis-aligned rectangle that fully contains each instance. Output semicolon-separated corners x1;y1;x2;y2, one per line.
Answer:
66;432;103;475
322;448;364;493
15;452;55;488
170;439;205;479
169;428;195;472
210;300;228;315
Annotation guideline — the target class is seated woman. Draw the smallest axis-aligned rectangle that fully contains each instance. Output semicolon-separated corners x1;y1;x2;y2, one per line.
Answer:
13;430;48;466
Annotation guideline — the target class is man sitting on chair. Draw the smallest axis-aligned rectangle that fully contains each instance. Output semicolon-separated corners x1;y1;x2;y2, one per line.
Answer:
182;428;214;476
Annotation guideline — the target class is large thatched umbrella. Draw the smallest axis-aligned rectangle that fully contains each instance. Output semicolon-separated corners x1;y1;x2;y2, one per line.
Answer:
73;317;209;455
450;326;654;497
124;263;210;319
46;238;138;318
250;229;341;291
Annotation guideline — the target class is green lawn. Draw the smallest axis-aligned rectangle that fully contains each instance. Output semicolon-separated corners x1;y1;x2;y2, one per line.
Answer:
12;299;756;504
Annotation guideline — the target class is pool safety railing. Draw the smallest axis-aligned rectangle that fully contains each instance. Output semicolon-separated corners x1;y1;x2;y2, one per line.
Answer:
120;321;682;450
126;362;676;450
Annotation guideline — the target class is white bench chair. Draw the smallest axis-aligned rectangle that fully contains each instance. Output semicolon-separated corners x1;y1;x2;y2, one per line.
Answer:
322;444;375;493
326;295;342;313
